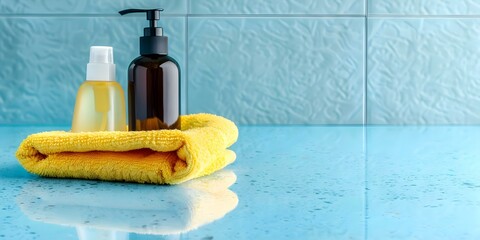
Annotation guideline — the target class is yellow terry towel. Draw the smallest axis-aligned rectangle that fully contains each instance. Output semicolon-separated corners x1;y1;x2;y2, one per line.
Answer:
16;113;238;184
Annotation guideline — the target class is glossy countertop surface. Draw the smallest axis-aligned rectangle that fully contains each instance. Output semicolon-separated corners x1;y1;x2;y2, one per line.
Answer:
2;125;480;239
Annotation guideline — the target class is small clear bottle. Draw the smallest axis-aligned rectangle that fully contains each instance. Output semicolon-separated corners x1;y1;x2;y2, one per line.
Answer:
71;46;127;132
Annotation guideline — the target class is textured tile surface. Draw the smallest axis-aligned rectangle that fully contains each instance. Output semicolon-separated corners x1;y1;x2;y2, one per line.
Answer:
188;18;365;124
190;0;365;14
367;19;480;124
369;0;480;15
0;16;186;124
208;126;365;239
1;125;365;239
367;126;480;239
0;0;187;14
7;125;480;238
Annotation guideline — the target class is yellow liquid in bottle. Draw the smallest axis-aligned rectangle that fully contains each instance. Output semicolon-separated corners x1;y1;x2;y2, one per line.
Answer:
71;81;127;132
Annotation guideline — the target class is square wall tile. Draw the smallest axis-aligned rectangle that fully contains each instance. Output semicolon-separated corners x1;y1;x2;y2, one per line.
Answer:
0;16;186;124
190;0;365;14
369;0;480;15
187;17;365;125
367;19;480;124
0;0;187;15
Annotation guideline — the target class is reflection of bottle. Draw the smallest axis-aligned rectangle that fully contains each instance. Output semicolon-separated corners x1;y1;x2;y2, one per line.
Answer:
76;227;128;240
71;46;127;132
119;9;181;131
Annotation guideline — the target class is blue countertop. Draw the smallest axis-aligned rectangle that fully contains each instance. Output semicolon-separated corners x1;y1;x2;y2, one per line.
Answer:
2;126;480;239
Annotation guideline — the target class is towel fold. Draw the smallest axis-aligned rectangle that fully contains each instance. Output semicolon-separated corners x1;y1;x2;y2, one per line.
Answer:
17;170;238;235
16;113;238;184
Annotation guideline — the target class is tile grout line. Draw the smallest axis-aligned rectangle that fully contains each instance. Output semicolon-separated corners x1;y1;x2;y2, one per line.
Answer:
364;2;369;239
3;13;480;18
368;14;480;18
0;13;365;18
364;14;368;126
188;13;366;18
185;1;190;114
5;13;480;18
185;13;480;18
0;13;186;17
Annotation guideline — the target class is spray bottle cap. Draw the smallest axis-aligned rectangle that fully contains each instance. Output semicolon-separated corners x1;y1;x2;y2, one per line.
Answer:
119;9;168;56
86;46;116;81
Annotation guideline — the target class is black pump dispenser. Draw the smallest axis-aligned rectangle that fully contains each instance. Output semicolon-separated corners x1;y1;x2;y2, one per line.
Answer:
119;9;168;55
119;8;181;131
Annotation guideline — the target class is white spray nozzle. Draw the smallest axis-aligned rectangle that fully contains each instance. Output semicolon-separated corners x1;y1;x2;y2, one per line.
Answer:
89;46;114;64
86;46;116;81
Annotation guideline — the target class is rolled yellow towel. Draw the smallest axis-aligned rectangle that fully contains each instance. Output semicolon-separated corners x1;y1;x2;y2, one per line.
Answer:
16;113;238;184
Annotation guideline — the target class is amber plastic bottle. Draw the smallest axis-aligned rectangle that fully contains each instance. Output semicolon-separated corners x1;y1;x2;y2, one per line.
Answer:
120;9;180;131
128;55;180;130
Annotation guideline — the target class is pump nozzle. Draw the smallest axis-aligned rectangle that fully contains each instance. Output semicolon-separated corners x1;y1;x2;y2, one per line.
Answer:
119;8;168;55
119;8;163;19
119;9;164;36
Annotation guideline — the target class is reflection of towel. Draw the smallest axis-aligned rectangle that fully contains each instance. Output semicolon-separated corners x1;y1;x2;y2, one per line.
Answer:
17;170;238;235
16;113;238;184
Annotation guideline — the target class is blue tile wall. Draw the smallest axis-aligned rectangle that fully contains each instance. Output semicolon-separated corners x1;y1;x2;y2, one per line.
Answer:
0;0;187;14
188;17;364;124
0;16;186;124
189;0;365;14
2;0;480;125
367;19;480;124
367;0;480;124
369;0;480;15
